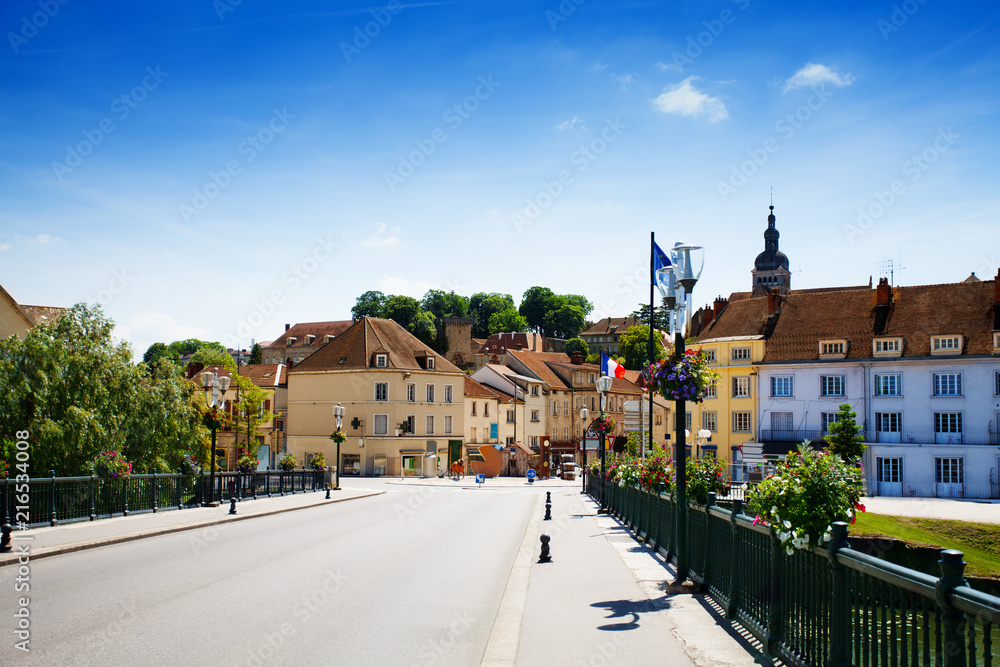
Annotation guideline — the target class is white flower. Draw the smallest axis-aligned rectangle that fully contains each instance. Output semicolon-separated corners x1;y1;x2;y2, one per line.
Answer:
786;546;794;556
771;506;778;515
783;520;792;529
822;531;832;543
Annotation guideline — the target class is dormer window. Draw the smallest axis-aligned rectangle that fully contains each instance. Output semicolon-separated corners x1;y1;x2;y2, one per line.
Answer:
819;339;848;359
286;337;297;347
994;332;1000;355
931;335;963;356
426;357;435;370
374;354;387;368
304;335;316;346
873;337;903;357
324;335;335;344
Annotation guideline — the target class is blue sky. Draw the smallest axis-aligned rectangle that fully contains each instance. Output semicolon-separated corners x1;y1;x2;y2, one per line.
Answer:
2;0;998;356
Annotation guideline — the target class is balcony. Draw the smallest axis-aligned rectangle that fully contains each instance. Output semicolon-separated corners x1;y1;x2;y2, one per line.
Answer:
865;430;1000;446
760;429;829;444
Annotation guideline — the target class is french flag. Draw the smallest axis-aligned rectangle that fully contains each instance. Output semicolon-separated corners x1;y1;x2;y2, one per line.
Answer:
601;352;625;379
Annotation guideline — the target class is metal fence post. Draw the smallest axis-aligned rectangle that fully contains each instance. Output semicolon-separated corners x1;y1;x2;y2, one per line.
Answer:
122;476;129;517
177;468;183;510
50;470;57;526
702;492;716;589
89;473;96;521
826;521;852;667
152;471;158;513
765;531;784;656
727;499;742;619
936;549;969;667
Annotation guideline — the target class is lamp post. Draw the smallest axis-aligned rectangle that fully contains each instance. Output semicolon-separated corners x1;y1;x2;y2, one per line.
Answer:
696;428;711;458
200;367;231;507
579;406;589;492
670;241;703;585
332;403;345;491
595;375;614;512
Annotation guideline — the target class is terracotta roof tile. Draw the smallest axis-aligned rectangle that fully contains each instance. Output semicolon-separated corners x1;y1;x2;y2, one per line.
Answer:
581;316;641;336
267;320;353;349
697;294;771;340
507;350;572;389
465;375;501;398
237;364;286;387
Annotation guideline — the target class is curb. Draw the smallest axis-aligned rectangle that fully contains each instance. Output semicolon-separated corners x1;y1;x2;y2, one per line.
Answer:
0;490;384;566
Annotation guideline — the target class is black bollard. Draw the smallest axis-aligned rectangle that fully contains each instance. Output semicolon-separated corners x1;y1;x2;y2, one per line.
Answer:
544;500;552;521
538;534;552;563
326;485;331;499
0;521;11;552
229;496;237;515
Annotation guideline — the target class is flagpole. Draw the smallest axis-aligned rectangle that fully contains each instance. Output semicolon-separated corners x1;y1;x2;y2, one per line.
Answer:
648;232;655;459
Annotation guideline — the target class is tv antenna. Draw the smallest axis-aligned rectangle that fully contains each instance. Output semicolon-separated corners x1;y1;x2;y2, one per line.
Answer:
878;254;906;287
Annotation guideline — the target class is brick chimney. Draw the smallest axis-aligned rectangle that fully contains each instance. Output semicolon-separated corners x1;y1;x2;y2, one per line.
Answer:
876;277;891;305
767;289;781;316
713;296;727;318
700;306;715;328
186;362;205;380
994;268;1000;304
570;351;584;365
285;323;290;331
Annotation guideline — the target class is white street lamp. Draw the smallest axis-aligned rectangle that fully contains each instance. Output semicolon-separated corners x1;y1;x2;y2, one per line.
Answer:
595;375;614;511
332;403;345;490
199;368;231;506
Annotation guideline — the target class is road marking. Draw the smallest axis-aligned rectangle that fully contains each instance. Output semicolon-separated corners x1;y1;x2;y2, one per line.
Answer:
480;492;543;667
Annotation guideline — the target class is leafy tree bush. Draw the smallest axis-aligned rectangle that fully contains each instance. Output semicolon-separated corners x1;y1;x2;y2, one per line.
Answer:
564;337;589;359
826;403;866;462
352;290;387;319
617;325;666;370
488;308;528;334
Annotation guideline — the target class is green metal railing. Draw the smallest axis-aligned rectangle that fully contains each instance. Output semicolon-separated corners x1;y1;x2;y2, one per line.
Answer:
1;470;326;528
584;471;1000;666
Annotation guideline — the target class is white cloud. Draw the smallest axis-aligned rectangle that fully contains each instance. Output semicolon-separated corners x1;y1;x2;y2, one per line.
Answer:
0;243;10;252
656;62;682;72
361;222;401;248
556;115;587;131
33;234;65;245
783;62;854;93
612;73;637;88
652;77;728;122
590;62;608;73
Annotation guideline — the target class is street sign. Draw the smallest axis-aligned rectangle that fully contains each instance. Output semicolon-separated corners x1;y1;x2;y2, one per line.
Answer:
476;473;485;486
526;469;536;482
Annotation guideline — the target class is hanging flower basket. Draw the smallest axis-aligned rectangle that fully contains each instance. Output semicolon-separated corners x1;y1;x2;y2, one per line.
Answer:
648;350;720;404
90;450;132;479
236;455;257;474
330;429;347;444
591;414;616;435
311;452;326;470
278;453;296;472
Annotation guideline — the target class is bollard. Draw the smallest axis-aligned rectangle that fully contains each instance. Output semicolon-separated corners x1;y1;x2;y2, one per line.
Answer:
544;499;552;521
229;496;237;515
538;534;552;563
326;485;331;499
0;520;11;552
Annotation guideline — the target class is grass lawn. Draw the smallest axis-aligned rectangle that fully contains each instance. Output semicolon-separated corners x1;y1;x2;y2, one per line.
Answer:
851;512;1000;580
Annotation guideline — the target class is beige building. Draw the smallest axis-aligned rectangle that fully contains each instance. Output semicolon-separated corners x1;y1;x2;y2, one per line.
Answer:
464;375;500;447
470;363;547;449
263;320;353;367
0;284;63;339
286;317;466;477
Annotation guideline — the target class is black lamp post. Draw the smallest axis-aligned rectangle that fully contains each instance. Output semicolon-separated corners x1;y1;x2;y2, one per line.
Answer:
579;406;588;492
595;375;613;512
332;403;345;491
200;367;231;507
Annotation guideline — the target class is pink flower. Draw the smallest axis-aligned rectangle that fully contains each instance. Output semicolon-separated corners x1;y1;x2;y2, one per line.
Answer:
752;515;762;526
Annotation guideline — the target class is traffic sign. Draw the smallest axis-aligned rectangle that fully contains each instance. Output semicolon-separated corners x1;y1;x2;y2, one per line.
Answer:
476;473;486;486
526;469;536;481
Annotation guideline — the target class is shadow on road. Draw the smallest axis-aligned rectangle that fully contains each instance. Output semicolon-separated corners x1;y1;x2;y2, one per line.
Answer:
591;597;671;631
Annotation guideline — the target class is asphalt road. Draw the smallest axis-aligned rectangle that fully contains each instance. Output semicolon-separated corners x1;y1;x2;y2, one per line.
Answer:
1;480;539;666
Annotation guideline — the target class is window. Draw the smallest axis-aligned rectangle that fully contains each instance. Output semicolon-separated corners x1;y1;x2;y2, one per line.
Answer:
821;375;845;397
530;436;539;447
702;411;717;432
732;347;751;361
933;373;962;396
820;341;846;357
702;349;717;362
374;382;388;402
506;409;515;424
375;354;387;368
470;427;477;443
875;412;901;432
407;383;415;402
426;384;435;402
874;374;900;396
405;415;415;434
563;401;569;416
732;377;751;398
932;336;962;354
732;411;751;433
770;376;793;397
425;415;435;434
821;412;840;433
563;426;569;440
484;402;489;418
703;382;717;399
444;385;453;403
874;338;902;355
588;373;595;384
686;412;692;430
934;412;962;433
444;415;453;435
551;400;557;416
373;414;388;435
530;410;539;422
530;385;539;396
996;371;1000;395
552;427;558;440
994;333;1000;353
426;357;435;370
877;458;902;483
935;457;963;484
471;402;477;416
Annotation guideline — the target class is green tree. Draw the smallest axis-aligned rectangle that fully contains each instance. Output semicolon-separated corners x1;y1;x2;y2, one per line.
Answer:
561;294;593;319
168;339;224;357
249;343;262;364
564;337;589;358
542;303;586;339
617;325;666;370
488;308;529;334
383;295;422;330
825;404;866;462
409;310;438;347
352;290;387;320
469;292;515;338
189;347;236;371
585;352;601;365
519;286;558;333
421;290;469;318
631;303;673;331
227;373;274;460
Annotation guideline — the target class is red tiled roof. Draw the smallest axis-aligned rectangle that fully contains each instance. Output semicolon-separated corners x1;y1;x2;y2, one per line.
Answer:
237;364;286;387
697;294;771;340
881;280;997;357
290;317;462;373
581;316;641;336
507;350;572;389
465;375;501;398
477;332;545;355
267;320;353;349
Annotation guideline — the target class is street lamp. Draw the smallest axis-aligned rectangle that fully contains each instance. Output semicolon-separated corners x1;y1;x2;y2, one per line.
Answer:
595;375;614;512
579;406;589;492
669;241;703;585
696;428;711;457
199;367;231;506
332;403;345;491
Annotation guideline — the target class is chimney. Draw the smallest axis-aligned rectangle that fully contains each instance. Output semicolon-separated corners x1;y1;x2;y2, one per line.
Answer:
570;351;584;365
767;289;781;316
995;268;1000;304
876;277;891;305
701;306;715;328
285;323;290;331
186;362;205;380
713;296;727;318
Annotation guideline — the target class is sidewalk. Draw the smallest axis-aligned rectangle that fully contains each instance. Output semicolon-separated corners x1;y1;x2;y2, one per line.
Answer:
484;488;769;667
0;487;383;567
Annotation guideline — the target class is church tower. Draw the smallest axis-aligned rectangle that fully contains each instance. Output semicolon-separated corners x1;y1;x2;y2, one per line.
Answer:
751;205;791;295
